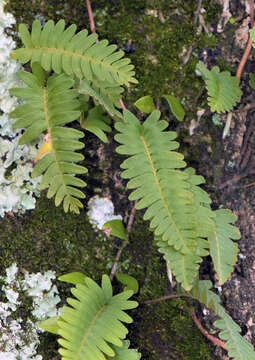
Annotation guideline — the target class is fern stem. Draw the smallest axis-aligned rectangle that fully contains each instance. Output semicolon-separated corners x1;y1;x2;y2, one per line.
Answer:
85;0;127;113
143;293;190;304
110;200;137;281
190;311;228;351
236;0;254;79
119;98;126;110
85;0;96;35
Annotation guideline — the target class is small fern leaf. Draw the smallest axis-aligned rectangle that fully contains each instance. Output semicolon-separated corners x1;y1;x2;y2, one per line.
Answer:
196;61;242;113
191;280;255;360
11;19;137;87
208;209;240;284
57;275;138;360
80;106;112;143
112;340;141;360
79;80;123;121
9;70;87;214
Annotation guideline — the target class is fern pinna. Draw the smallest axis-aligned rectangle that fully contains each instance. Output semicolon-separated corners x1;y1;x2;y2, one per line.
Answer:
40;274;140;360
10;66;87;214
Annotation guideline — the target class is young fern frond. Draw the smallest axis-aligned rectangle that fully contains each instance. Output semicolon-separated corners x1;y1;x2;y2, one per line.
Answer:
191;280;255;360
80;106;112;143
115;110;214;290
78;80;123;121
57;275;139;360
9;69;87;214
197;61;242;113
208;209;240;284
111;341;141;360
11;19;137;87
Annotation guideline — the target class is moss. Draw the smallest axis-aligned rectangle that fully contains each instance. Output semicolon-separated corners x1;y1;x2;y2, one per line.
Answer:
0;193;114;278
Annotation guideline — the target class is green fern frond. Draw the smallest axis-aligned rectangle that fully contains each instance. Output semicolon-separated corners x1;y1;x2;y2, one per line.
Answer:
9;69;87;214
115;110;195;253
11;19;137;87
80;106;112;143
191;280;255;360
115;110;214;290
111;340;141;359
92;78;124;108
208;209;240;284
57;275;138;360
79;80;123;120
197;61;242;113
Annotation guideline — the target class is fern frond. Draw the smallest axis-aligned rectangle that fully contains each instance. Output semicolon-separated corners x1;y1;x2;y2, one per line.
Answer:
57;275;138;360
112;340;141;360
11;19;137;87
208;209;240;284
197;61;242;113
191;280;255;360
79;80;123;120
80;106;112;143
9;69;87;214
115;110;195;253
115;110;214;290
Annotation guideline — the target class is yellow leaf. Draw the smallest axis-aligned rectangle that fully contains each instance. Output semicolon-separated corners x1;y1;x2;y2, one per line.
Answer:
34;141;51;163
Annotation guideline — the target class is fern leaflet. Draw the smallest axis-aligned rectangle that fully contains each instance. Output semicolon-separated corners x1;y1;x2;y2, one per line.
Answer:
9;69;86;214
78;80;123;121
11;19;137;87
197;61;242;113
80;106;112;143
208;209;240;284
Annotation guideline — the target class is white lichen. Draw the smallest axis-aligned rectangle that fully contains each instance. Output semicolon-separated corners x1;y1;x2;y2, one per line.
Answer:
87;195;122;230
0;263;62;359
0;0;42;218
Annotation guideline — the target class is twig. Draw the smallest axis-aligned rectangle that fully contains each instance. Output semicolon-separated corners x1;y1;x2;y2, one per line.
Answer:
236;0;255;79
233;103;255;113
119;98;126;111
85;0;96;34
190;311;228;351
219;172;248;189
192;84;206;112
85;0;127;111
193;0;203;28
143;293;190;304
251;0;255;28
183;45;193;65
219;167;255;189
110;200;138;281
110;241;128;281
